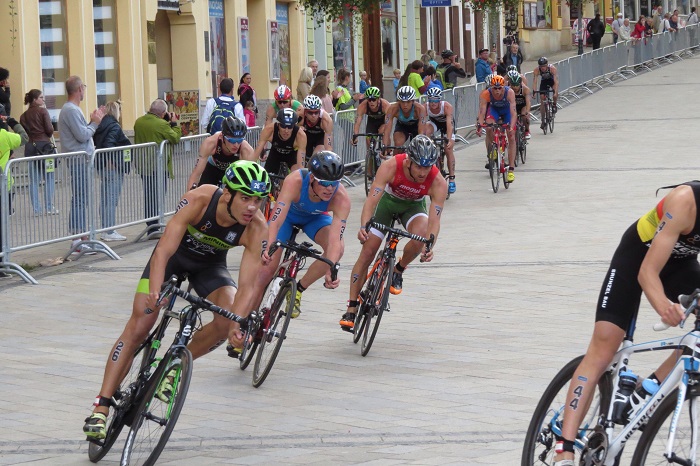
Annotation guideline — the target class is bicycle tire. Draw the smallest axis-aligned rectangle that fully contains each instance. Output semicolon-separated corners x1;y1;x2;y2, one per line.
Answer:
353;261;381;344
522;355;613;466
364;152;376;196
238;322;259;371
548;103;555;133
514;132;521;168
252;279;294;387
502;149;510;189
520;136;527;165
631;388;699;465
361;255;393;357
489;143;500;193
121;348;193;466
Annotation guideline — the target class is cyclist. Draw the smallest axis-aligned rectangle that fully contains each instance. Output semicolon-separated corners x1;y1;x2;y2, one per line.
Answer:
264;84;304;125
339;135;447;331
477;74;517;183
505;64;529;88
301;94;333;162
83;160;272;440
423;87;457;194
352;86;390;147
383;86;428;148
553;181;700;466
262;151;351;317
254;108;307;177
187;116;257;189
507;71;532;140
532;57;559;129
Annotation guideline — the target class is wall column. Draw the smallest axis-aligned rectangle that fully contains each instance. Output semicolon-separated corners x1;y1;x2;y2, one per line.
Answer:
65;0;98;115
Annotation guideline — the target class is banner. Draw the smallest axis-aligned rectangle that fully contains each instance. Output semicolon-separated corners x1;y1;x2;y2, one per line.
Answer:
163;90;200;136
239;17;250;74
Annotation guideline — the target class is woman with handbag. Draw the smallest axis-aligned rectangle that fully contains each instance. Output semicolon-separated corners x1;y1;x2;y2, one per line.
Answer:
20;89;58;215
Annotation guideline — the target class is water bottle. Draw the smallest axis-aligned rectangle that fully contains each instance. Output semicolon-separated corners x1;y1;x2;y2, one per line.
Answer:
263;277;283;309
626;377;660;421
611;371;638;424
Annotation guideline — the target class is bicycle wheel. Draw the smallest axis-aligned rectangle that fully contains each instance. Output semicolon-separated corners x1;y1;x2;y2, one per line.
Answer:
520;134;527;165
502;149;510;190
353;261;380;344
489;143;500;193
361;256;393;357
631;389;699;465
252;279;294;387
364;152;375;196
514;132;521;168
238;320;259;371
548;103;555;133
542;103;549;135
121;348;192;466
522;355;613;466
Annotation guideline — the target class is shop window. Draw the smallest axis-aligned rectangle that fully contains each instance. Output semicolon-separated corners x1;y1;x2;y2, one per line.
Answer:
39;0;68;124
380;0;399;81
93;0;119;107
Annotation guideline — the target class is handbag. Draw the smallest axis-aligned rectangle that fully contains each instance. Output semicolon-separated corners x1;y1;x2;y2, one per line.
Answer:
33;140;57;156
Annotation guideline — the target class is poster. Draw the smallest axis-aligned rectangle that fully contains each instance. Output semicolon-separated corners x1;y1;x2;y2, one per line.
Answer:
238;17;250;74
269;21;280;81
276;4;291;86
163;90;200;136
209;0;227;97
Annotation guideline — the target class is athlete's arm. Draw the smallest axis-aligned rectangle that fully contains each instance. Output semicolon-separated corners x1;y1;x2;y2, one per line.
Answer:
423;175;448;262
532;68;540;92
353;101;367;143
265;105;276;126
295;130;307;169
524;85;532;114
359;157;396;240
552;66;559;94
186;134;217;189
508;89;517;130
445;102;455;149
416;103;429;135
239;141;256;161
477;92;488;125
323;113;334;149
322;187;351;287
253;125;273;161
639;187;696;326
383;104;397;148
262;171;302;264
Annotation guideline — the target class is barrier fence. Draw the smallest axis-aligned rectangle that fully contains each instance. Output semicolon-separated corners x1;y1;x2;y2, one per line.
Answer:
1;26;698;284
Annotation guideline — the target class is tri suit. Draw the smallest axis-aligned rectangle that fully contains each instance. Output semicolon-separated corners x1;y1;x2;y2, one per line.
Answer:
427;101;454;140
265;124;300;177
303;109;327;161
198;136;241;187
365;103;386;135
394;104;420;140
276;169;336;243
481;87;513;125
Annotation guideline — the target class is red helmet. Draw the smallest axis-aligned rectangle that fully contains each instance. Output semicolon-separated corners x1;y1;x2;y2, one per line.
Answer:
274;85;292;101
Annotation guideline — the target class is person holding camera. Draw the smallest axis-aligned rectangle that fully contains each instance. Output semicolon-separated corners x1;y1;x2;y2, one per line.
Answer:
134;99;182;237
436;49;467;89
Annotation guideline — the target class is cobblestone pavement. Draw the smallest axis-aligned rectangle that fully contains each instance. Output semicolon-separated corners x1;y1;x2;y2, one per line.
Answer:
1;55;699;465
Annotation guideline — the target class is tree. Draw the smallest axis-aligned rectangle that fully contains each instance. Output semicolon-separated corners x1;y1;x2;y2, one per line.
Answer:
299;0;383;24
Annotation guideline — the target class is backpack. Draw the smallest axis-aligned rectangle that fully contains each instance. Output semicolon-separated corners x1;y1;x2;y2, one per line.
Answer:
435;65;453;89
206;96;241;134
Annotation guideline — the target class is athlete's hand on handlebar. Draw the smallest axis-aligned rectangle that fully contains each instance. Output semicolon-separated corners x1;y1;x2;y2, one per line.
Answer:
659;302;685;328
323;269;340;289
144;291;162;314
420;247;434;263
358;226;370;243
227;322;244;349
351;136;358;146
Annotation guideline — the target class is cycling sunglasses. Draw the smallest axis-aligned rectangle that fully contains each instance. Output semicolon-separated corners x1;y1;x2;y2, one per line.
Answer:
306;110;320;115
367;97;378;102
316;179;339;188
428;98;441;103
277;100;290;104
225;136;244;144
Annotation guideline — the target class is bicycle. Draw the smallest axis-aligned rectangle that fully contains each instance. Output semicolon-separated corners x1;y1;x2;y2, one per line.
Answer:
515;115;528;166
353;133;384;196
539;89;556;135
522;289;700;466
479;122;511;193
351;216;433;356
87;275;247;465
232;226;339;387
261;162;290;222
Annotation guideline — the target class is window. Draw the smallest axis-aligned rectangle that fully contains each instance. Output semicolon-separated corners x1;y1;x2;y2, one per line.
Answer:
39;0;68;124
380;0;399;80
93;0;119;107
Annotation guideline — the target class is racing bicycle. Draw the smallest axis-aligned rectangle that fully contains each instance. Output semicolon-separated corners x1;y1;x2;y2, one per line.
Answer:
479;122;511;193
515;115;528;166
539;89;556;135
353;133;384;195
261;162;289;222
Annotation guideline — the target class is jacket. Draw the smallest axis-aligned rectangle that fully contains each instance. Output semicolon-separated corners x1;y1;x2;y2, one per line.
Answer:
133;112;182;177
475;59;491;83
93;115;132;173
20;105;53;143
502;50;524;72
587;18;606;36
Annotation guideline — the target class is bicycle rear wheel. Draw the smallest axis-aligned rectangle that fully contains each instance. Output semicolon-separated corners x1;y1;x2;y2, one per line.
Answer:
361;256;393;357
514;133;521;168
489;144;500;193
252;279;294;387
121;348;192;466
631;389;699;465
364;152;376;196
541;103;549;135
548;103;555;133
521;355;613;466
520;135;527;165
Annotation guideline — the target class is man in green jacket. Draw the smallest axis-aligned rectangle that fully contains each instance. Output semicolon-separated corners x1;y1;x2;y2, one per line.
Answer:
0;112;27;276
134;99;182;236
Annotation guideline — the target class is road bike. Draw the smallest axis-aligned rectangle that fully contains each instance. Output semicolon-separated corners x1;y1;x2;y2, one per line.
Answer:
351;216;433;356
87;275;247;465
515;115;528;166
231;226;339;387
353;133;384;195
430;133;467;200
479;122;511;193
261;162;289;222
522;289;700;466
539;89;556;135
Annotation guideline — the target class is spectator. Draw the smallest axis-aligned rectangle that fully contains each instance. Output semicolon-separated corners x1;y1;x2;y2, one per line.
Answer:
243;100;256;127
237;73;256;115
331;68;362;111
475;48;491;83
0;109;27;276
202;78;244;133
646;16;655;36
620;18;632;40
426;50;439;68
58;75;104;253
359;70;370;94
420;53;432;74
688;7;699;25
669;12;679;31
632;15;647;39
133;99;182;236
404;60;428;96
502;42;524;72
20;89;57;216
496;57;507;75
587;13;605;49
296;67;313;102
310;71;334;115
308;59;319;86
397;62;413;88
653;5;663;33
612;12;624;43
437;49;467;88
392;68;401;93
661;13;674;32
0;68;11;117
424;66;443;92
93;101;131;242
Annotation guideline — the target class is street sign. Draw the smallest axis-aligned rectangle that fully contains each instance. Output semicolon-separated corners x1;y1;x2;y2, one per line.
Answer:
421;0;460;7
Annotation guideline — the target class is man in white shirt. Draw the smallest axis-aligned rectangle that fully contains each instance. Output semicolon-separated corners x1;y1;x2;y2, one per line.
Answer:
612;12;623;43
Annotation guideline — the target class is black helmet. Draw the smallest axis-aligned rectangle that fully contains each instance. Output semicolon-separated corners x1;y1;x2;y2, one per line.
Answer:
407;135;438;167
221;116;247;139
308;151;344;182
441;49;455;59
277;108;297;128
538;57;548;66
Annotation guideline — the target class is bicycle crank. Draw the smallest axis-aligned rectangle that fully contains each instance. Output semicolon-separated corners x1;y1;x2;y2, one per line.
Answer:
579;426;608;466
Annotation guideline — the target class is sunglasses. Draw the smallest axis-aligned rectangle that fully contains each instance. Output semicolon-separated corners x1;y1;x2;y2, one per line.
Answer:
367;98;378;102
225;137;244;144
492;85;503;89
277;100;290;104
316;179;339;188
306;110;320;115
428;98;440;103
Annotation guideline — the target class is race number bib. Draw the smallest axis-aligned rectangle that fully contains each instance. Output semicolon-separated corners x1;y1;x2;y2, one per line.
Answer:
123;149;132;163
45;158;55;174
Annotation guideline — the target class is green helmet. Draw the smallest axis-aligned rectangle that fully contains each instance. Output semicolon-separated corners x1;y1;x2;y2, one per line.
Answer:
364;86;381;99
222;160;270;197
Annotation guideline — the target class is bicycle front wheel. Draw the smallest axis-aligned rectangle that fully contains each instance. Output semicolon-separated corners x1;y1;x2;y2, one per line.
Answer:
522;355;613;466
631;389;699;465
520;135;527;165
361;256;393;357
542;105;549;135
238;321;259;371
548;103;555;133
502;149;510;189
252;279;294;388
121;348;192;466
364;153;375;196
489;144;500;193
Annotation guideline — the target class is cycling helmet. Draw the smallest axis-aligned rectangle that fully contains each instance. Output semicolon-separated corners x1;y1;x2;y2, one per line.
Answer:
396;85;417;102
276;108;297;128
303;94;322;110
538;57;548;66
425;87;443;100
364;86;381;99
308;151;344;182
507;71;522;86
407;135;438;167
490;75;506;88
484;73;495;86
221;116;247;139
507;65;518;73
274;85;292;101
222;160;271;197
441;49;455;59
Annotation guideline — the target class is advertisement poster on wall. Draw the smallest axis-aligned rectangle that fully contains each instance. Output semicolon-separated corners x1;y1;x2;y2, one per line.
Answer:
276;3;291;86
269;21;280;81
208;0;227;97
238;17;250;74
163;90;200;136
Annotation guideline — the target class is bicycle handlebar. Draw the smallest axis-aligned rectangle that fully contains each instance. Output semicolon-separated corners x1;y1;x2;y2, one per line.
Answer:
267;241;340;282
353;133;382;139
364;218;435;254
653;289;700;331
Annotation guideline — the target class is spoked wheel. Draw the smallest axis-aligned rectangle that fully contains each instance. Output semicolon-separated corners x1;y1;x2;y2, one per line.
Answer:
360;256;393;357
521;355;613;466
520;136;527;165
364;153;376;196
502;149;511;190
252;279;294;387
548;104;555;133
631;389;698;465
121;348;193;466
489;145;500;193
353;291;369;344
513;135;520;168
238;318;260;371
